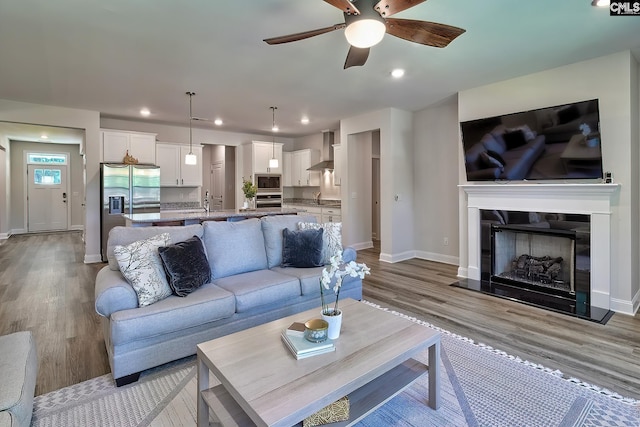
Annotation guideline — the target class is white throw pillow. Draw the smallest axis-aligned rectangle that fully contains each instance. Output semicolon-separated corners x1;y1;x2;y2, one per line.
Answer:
114;233;173;307
298;222;343;265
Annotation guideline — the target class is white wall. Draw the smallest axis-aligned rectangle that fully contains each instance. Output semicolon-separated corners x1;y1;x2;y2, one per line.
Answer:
340;108;415;261
412;96;460;265
457;50;639;312
0;99;100;262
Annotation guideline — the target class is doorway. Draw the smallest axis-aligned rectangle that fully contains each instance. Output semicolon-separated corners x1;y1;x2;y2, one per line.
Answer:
372;157;380;242
209;161;224;209
27;161;69;232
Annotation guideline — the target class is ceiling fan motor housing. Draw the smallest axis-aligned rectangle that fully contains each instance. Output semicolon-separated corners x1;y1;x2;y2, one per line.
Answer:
344;0;385;25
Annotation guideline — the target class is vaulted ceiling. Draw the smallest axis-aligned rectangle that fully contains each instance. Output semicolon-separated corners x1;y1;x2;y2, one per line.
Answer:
0;0;638;138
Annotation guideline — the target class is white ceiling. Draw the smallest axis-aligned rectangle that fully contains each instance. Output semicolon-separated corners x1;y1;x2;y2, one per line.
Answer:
0;0;639;139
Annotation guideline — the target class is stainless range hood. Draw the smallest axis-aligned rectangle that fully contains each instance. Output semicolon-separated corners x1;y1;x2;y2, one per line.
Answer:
307;131;335;171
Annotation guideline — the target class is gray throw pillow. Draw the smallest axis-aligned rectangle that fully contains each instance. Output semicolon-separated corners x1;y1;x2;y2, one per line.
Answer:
158;236;211;297
281;228;324;268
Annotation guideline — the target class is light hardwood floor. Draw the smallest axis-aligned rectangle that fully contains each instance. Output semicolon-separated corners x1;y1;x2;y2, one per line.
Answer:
1;232;639;400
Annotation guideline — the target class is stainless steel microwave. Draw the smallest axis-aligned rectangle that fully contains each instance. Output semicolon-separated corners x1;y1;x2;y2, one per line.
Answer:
255;174;282;192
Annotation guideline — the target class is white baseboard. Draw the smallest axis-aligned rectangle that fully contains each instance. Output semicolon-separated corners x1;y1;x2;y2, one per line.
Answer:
610;290;639;315
414;251;459;266
70;225;84;231
350;241;373;251
457;267;468;278
84;254;103;264
0;233;8;240
10;228;27;235
379;250;415;263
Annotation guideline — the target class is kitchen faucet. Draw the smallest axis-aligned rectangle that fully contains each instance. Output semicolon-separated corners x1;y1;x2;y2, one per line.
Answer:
204;190;210;213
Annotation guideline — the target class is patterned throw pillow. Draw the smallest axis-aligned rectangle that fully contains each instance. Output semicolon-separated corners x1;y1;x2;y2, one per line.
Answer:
114;233;173;307
298;222;343;265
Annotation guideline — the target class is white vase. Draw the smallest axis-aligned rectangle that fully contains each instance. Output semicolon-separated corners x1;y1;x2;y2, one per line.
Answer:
321;309;342;339
242;200;249;209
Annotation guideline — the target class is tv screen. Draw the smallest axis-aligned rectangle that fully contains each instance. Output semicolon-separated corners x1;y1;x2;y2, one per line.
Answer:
460;99;603;182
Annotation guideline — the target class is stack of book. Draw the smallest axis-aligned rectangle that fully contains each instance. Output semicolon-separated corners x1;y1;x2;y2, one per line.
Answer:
281;322;335;359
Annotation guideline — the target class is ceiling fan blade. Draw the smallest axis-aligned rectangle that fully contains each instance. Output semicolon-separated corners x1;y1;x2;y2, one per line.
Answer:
324;0;360;15
264;23;346;45
344;46;370;69
385;18;465;48
191;117;211;122
374;0;427;17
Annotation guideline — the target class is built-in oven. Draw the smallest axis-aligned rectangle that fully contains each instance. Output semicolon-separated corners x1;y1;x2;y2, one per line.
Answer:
255;174;282;192
256;193;282;208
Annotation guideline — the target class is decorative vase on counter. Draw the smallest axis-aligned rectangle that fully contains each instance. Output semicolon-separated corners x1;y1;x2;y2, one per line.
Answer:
321;308;342;339
242;200;249;209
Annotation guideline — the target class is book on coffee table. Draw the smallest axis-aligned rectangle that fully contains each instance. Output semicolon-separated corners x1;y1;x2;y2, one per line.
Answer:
281;331;335;360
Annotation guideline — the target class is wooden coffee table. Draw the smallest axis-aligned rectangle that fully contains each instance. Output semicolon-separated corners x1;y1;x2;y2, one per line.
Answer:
196;298;441;426
560;134;602;172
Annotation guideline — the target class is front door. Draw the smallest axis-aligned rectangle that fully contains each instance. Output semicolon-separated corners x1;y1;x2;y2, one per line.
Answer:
27;164;68;232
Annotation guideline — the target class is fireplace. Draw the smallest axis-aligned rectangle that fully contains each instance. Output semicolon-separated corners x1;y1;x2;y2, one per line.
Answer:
457;183;620;323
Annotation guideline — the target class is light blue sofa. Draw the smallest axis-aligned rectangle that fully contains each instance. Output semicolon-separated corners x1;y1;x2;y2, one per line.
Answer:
0;331;37;427
94;215;362;386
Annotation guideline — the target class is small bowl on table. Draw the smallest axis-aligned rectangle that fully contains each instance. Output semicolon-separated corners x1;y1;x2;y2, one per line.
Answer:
304;319;329;343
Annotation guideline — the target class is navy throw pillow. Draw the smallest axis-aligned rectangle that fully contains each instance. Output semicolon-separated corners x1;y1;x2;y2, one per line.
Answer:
281;227;324;268
158;236;211;297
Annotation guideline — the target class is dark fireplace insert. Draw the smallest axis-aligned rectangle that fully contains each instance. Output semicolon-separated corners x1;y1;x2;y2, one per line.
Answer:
453;210;612;324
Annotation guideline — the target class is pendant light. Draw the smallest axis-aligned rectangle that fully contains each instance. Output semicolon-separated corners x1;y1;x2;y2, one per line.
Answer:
185;91;197;166
269;106;279;169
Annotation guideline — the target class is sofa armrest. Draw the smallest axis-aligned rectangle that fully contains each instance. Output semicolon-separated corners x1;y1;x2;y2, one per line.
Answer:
342;247;357;263
95;266;138;318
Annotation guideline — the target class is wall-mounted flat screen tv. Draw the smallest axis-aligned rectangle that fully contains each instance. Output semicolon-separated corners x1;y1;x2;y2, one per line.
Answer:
460;99;603;181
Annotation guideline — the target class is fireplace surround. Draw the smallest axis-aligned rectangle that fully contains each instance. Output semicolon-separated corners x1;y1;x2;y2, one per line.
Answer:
458;183;619;322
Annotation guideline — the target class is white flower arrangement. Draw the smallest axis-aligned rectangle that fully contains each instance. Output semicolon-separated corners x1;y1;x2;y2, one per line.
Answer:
320;254;370;315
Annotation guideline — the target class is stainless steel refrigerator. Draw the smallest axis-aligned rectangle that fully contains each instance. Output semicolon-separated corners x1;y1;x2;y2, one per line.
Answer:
100;163;161;261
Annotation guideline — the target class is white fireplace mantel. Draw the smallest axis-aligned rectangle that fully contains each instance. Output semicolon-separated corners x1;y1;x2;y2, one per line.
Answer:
459;183;620;310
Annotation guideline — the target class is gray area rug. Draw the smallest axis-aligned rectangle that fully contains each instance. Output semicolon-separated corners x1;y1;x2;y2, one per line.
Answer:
32;302;640;426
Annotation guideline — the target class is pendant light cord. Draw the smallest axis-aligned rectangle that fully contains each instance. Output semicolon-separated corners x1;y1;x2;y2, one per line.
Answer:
271;106;277;158
188;92;194;155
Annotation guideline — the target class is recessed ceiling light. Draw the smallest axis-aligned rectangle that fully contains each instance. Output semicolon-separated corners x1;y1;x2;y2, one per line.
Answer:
140;108;151;117
301;117;310;125
591;0;609;6
391;69;405;78
40;134;48;139
214;118;223;126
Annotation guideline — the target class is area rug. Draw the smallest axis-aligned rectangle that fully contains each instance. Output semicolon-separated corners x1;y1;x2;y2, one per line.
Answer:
32;302;639;427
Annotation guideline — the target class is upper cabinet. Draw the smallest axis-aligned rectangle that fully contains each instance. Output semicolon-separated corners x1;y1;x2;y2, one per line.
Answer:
156;143;203;187
101;129;157;164
243;141;283;177
333;144;342;186
286;148;320;187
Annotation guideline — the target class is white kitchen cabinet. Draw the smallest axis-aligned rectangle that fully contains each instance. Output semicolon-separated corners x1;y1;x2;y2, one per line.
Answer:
321;207;341;223
290;149;320;187
156;143;202;187
282;152;293;187
304;206;323;223
243;141;283;177
101;129;157;164
332;144;342;186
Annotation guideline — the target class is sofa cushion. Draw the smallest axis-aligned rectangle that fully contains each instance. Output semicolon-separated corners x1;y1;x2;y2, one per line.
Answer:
281;228;324;268
203;219;268;279
0;331;37;427
272;265;362;297
261;214;317;268
109;283;235;345
159;236;211;297
480;133;506;154
107;224;204;271
114;233;173;307
213;269;301;313
297;221;344;265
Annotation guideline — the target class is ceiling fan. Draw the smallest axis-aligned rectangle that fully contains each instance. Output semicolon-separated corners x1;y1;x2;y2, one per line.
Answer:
263;0;465;69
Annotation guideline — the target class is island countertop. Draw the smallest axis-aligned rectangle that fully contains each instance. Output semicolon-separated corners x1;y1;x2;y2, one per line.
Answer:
123;207;304;226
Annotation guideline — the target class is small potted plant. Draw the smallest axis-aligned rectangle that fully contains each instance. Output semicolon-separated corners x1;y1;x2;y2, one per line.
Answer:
320;254;370;339
241;177;257;209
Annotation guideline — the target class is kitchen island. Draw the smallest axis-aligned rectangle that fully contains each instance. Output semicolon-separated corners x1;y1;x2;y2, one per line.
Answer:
123;207;303;227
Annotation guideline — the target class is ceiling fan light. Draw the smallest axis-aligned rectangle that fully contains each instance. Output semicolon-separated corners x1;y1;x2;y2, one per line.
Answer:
185;152;197;165
344;19;386;48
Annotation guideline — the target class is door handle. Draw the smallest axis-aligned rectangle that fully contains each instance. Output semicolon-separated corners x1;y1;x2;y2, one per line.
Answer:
62;192;67;203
